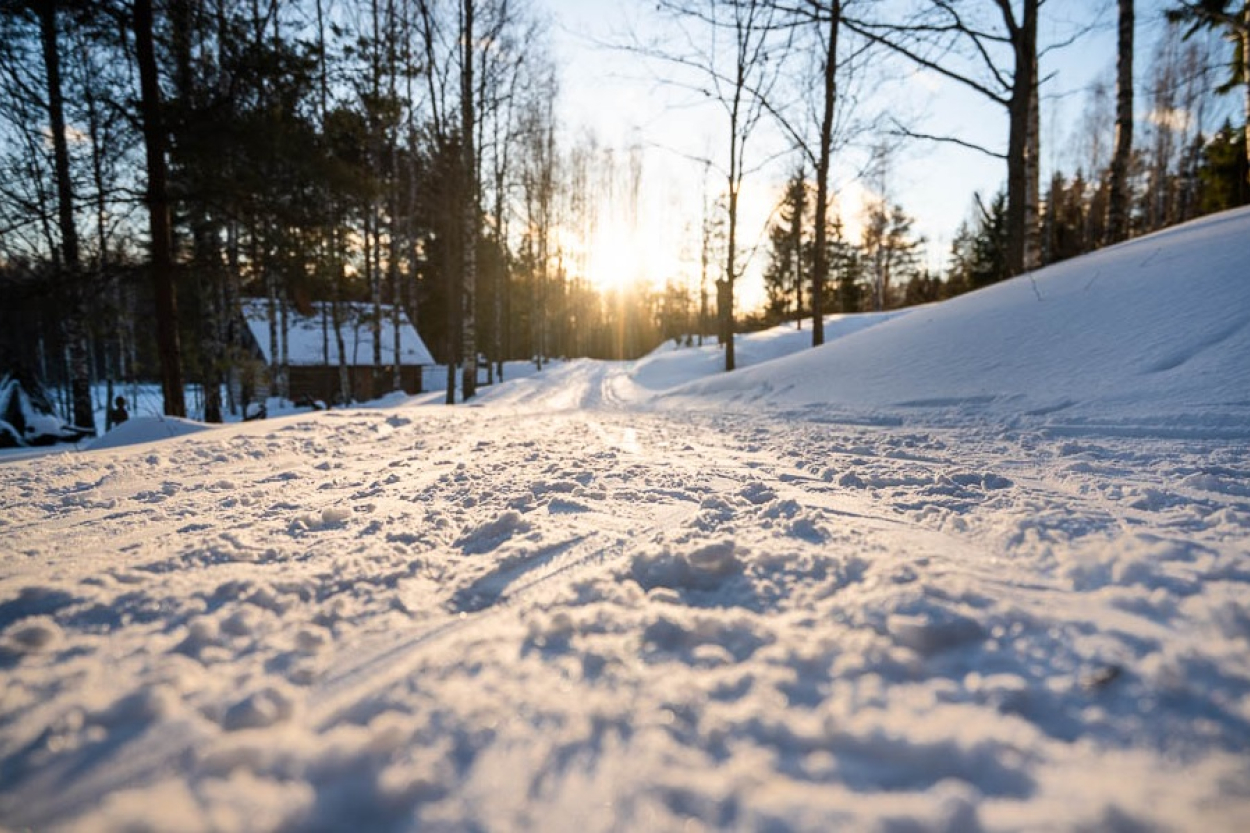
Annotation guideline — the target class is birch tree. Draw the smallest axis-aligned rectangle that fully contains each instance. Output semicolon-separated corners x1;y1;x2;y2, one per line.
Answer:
1107;0;1134;242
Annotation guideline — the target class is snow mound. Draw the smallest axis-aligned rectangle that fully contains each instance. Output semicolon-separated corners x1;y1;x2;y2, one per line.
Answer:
631;310;906;394
672;207;1250;426
86;415;214;450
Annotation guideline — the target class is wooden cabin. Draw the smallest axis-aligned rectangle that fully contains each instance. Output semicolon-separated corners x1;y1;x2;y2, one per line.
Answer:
238;299;435;406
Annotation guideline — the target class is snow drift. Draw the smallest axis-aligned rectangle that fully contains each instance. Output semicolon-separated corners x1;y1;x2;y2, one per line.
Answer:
672;207;1250;429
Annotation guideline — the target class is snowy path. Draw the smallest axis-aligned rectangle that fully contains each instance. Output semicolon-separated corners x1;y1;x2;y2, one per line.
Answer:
4;370;1249;831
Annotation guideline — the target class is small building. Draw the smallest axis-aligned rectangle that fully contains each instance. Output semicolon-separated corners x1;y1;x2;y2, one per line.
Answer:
240;299;435;405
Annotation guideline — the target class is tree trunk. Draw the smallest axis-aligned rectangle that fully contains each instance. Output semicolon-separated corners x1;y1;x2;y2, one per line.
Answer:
1004;0;1038;278
170;0;224;422
267;266;280;401
1243;2;1249;188
792;168;804;329
811;0;839;346
723;99;741;372
279;293;289;400
135;0;186;417
40;1;95;435
460;0;479;400
1025;57;1041;271
392;261;403;393
1107;0;1134;243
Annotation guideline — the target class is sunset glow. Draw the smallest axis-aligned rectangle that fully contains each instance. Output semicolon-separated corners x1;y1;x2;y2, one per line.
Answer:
585;224;643;293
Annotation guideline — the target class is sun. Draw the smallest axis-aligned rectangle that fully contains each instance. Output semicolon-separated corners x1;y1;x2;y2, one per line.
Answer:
585;224;643;294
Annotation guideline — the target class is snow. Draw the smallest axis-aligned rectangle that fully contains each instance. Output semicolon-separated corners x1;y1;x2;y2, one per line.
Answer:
242;299;436;368
671;208;1250;428
85;415;216;451
2;208;1250;832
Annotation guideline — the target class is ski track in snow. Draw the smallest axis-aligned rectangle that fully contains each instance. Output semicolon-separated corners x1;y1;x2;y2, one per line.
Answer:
5;249;1250;833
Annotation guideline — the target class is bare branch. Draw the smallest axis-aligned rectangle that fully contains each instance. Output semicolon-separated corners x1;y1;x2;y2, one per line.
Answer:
841;16;1011;106
886;117;1007;160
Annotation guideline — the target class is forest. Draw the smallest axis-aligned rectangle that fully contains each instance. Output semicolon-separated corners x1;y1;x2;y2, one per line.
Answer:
1;0;1247;438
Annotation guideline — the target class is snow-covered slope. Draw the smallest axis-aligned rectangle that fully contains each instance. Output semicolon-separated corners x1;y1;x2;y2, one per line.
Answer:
2;209;1249;832
673;208;1250;430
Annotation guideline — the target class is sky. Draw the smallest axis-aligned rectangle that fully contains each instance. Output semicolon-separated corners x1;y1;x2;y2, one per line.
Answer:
534;0;1236;311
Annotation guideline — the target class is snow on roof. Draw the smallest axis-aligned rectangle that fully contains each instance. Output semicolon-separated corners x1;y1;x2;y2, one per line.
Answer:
242;299;435;367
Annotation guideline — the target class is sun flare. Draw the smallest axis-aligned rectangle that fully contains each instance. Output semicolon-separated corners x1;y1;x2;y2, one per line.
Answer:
586;224;643;293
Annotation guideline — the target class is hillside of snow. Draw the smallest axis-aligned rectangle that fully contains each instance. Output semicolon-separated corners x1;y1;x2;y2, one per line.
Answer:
2;208;1249;832
673;207;1250;431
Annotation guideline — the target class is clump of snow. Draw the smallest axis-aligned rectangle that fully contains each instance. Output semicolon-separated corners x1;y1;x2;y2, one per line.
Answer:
1;208;1249;831
630;539;743;592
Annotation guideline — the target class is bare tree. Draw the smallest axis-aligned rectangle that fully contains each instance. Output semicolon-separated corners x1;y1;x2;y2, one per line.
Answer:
637;0;784;371
518;66;557;371
134;0;186;417
1107;0;1134;242
844;1;1045;277
809;0;839;344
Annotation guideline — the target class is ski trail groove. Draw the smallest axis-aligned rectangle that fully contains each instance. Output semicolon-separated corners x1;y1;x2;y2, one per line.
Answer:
308;501;698;730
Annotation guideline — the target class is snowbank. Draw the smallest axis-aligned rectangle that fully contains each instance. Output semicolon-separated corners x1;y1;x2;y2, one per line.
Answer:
86;415;215;450
670;208;1250;430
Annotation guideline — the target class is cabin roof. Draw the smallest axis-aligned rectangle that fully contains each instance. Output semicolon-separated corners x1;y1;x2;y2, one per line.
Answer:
242;299;435;367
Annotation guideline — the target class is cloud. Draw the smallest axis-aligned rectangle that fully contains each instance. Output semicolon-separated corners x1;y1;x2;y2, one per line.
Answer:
1146;107;1192;133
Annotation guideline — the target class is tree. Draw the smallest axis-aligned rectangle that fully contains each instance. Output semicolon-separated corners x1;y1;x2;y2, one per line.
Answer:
828;217;862;313
845;1;1042;277
1167;1;1250;186
762;170;809;324
766;0;856;345
37;1;94;434
639;0;785;372
861;199;922;311
1199;119;1250;208
1106;0;1134;243
134;0;185;417
809;0;840;344
460;0;479;400
517;63;557;370
948;191;1008;293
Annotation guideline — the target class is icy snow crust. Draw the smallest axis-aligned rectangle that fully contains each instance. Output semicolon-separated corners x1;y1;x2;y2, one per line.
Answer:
2;209;1249;831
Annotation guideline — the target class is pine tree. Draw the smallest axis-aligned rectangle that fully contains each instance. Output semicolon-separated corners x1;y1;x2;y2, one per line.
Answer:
762;172;810;325
861;200;922;311
1199;120;1250;209
949;192;1009;292
1167;1;1250;187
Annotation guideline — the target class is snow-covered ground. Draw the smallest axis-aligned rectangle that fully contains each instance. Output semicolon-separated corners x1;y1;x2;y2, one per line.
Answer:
2;208;1249;832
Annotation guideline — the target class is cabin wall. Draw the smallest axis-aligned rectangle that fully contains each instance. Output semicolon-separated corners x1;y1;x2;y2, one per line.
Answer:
287;366;424;405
